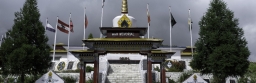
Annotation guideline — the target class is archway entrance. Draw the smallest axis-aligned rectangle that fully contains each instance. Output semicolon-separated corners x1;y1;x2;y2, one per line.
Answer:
70;28;175;83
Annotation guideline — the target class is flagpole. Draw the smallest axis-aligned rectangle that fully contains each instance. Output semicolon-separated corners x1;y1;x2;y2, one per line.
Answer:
189;9;194;58
68;13;71;56
46;18;48;30
100;0;104;38
147;3;150;38
83;7;86;50
169;6;172;51
53;16;58;62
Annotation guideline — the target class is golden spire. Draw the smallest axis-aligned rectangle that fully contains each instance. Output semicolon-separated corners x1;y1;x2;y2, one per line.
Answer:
48;71;52;77
121;0;128;13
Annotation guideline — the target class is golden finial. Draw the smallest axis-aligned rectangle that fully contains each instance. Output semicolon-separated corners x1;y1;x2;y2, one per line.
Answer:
193;75;197;80
121;0;128;13
48;71;52;77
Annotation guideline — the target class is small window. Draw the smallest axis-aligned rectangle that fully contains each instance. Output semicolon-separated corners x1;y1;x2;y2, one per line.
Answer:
230;80;235;83
67;62;74;69
204;79;210;83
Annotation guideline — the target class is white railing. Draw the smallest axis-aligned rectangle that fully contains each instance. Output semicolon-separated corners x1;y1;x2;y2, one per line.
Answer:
100;56;109;83
101;71;106;83
139;57;146;83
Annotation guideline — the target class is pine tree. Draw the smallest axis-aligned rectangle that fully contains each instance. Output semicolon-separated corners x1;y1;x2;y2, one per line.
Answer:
88;33;93;39
190;0;250;82
0;0;51;82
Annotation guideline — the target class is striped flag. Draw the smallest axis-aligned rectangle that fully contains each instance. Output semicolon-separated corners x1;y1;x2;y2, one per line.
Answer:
147;3;150;26
85;13;88;29
0;35;3;42
188;9;193;31
45;20;56;32
57;19;69;34
188;16;193;31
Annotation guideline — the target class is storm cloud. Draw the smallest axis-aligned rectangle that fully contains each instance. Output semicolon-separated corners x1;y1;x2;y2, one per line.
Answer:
0;0;255;62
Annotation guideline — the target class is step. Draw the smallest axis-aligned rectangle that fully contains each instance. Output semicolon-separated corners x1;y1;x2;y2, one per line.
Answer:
106;64;142;83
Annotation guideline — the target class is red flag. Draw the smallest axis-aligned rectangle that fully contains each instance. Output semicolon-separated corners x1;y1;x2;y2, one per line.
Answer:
58;19;69;27
85;14;88;29
57;25;69;34
147;4;150;26
57;19;69;34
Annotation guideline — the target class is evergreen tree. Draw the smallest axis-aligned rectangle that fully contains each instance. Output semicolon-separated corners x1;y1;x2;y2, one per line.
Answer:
190;0;250;82
88;33;93;39
0;0;51;82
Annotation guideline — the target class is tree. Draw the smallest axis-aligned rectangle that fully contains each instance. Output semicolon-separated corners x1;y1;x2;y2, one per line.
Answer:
190;0;250;82
243;62;256;82
0;0;51;82
88;33;93;39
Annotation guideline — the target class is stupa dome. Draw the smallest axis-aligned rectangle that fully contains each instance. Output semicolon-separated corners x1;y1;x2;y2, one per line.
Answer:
112;0;137;28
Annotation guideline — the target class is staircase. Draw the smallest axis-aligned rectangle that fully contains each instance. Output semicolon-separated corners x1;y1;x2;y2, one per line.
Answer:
106;64;143;83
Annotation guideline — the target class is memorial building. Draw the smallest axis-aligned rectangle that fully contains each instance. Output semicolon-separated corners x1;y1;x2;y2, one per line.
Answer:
50;0;195;83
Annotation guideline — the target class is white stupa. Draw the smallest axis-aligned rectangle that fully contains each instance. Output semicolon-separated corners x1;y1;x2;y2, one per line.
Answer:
112;0;137;27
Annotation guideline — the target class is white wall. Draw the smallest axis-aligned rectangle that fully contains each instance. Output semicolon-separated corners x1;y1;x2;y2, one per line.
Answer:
159;48;185;60
50;53;68;61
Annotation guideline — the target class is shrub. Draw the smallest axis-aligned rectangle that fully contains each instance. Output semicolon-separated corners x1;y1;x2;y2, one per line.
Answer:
176;71;193;83
238;76;250;83
0;75;40;83
166;60;185;72
168;79;176;83
85;78;93;83
86;66;94;72
61;76;77;83
54;69;80;73
154;66;160;72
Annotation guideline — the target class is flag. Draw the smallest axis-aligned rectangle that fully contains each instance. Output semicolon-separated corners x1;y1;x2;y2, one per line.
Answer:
0;35;3;47
188;18;193;30
102;0;105;8
147;4;150;26
45;20;55;32
57;19;69;34
1;35;5;44
170;13;176;27
69;19;74;32
85;14;88;29
0;35;3;42
188;9;193;31
57;25;69;34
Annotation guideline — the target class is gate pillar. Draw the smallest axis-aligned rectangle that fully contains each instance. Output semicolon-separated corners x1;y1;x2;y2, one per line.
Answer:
93;54;99;83
161;62;166;83
147;57;153;83
79;61;85;83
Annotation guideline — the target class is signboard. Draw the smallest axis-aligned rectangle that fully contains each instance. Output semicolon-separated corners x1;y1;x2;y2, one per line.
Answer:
107;32;140;38
100;27;147;38
35;70;64;83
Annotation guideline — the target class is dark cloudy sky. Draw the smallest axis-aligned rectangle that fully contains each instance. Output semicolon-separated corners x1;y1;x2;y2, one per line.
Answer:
0;0;255;62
